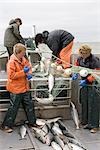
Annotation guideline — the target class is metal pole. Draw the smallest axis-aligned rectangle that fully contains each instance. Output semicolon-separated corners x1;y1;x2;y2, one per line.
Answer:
33;25;36;37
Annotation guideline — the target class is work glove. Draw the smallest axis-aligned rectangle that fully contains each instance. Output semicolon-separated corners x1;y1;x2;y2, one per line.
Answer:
72;73;78;80
79;79;87;87
24;66;30;73
87;75;95;83
27;74;32;80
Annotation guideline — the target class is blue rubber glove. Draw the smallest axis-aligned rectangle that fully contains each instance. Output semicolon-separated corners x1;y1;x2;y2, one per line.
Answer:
72;73;78;80
79;80;87;87
24;66;30;73
27;74;32;80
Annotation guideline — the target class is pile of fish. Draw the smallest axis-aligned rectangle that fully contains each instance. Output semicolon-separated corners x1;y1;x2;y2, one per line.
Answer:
31;117;87;150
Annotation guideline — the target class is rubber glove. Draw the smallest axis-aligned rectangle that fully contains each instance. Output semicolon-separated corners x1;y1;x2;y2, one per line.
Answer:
72;73;78;80
24;66;30;73
27;74;32;80
79;80;87;87
87;75;95;83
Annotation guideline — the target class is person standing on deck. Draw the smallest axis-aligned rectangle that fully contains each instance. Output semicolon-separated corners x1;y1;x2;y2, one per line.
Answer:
4;18;25;58
1;43;38;133
72;44;100;133
42;29;74;68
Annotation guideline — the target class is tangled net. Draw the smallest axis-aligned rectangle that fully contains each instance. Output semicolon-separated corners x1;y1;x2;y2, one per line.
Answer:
31;52;100;103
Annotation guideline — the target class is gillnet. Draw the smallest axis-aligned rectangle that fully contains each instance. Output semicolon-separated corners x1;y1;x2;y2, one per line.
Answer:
30;49;100;104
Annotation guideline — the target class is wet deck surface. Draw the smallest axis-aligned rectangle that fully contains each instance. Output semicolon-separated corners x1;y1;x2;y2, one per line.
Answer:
0;120;100;150
64;120;100;150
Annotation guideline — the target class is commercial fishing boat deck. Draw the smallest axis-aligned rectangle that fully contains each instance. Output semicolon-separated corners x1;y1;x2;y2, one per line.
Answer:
0;71;100;150
0;43;100;150
0;120;100;150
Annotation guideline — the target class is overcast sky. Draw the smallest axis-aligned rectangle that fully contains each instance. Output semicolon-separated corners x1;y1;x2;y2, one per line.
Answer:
0;0;100;43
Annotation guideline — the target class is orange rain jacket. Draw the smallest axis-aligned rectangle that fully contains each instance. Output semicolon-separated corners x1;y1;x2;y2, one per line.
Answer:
6;54;32;94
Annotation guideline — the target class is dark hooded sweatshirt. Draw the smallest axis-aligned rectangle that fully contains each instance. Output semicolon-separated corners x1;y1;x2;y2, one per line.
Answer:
4;19;24;47
46;29;74;56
